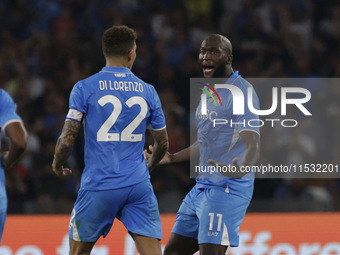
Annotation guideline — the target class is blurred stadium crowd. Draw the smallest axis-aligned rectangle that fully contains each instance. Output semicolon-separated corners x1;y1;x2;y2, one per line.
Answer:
1;0;340;214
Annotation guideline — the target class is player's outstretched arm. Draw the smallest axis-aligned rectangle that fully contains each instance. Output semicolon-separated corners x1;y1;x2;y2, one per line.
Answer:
208;131;260;178
52;119;82;177
1;121;28;170
239;130;260;168
144;140;200;166
146;128;169;172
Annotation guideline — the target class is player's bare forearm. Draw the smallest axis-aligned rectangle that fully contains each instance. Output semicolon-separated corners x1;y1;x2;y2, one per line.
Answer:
144;138;198;168
52;120;81;176
208;131;260;178
148;128;169;171
240;131;260;167
170;140;199;163
229;131;260;178
2;121;28;170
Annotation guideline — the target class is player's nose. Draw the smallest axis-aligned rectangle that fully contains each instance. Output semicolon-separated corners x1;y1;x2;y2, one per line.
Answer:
202;51;212;60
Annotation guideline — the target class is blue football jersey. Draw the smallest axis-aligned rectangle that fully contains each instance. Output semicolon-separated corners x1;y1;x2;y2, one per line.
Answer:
195;71;260;200
0;89;21;212
68;66;166;190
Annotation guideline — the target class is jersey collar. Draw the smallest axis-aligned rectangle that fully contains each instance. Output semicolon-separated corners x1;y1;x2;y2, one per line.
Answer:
226;71;239;83
205;71;240;91
202;71;240;92
101;66;132;74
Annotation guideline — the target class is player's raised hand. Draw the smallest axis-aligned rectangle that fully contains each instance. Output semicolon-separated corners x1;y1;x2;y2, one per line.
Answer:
207;157;240;169
207;157;245;178
1;151;10;170
52;160;73;177
143;145;153;168
143;145;172;166
207;159;224;168
231;157;240;169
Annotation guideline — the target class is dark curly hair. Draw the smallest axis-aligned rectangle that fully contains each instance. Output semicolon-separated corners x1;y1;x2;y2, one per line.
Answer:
102;25;137;57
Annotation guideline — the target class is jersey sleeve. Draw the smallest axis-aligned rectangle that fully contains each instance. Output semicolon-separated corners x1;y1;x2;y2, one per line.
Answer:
69;81;87;114
0;90;21;130
233;85;261;136
148;86;166;130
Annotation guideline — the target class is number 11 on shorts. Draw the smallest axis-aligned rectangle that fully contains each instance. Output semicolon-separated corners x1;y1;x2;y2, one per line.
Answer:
209;212;223;231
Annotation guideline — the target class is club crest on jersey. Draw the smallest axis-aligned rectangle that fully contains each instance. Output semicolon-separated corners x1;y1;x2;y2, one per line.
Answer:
196;108;218;122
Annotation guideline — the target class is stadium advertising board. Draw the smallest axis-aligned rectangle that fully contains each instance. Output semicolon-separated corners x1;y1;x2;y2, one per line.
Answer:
1;213;339;255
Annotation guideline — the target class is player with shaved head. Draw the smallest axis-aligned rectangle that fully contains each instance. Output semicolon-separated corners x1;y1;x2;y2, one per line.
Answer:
145;34;260;254
199;34;233;78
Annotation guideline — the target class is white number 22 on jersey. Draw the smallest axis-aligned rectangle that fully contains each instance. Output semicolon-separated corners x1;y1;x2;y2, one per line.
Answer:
97;95;148;142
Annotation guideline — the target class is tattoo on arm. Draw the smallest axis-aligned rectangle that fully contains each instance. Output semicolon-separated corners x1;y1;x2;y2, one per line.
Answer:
239;131;260;167
54;120;82;168
149;129;169;171
152;129;169;152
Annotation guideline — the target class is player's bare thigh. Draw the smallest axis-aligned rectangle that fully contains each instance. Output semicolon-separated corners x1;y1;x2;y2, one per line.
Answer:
164;233;199;255
69;238;96;255
132;232;162;255
199;243;228;255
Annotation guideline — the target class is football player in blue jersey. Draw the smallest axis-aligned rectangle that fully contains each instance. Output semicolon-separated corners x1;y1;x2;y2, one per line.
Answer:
52;26;168;255
0;89;28;243
145;34;260;255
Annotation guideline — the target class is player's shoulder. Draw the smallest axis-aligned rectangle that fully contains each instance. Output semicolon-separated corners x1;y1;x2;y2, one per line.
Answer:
234;73;253;89
0;89;14;104
131;73;157;94
138;78;156;91
69;71;108;97
0;88;8;98
233;72;258;96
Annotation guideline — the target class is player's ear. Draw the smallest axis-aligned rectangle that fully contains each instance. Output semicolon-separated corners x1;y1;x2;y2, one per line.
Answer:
227;55;233;64
128;49;133;61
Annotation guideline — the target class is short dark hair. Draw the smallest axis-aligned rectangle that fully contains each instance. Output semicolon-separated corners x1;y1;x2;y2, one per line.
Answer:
102;25;137;57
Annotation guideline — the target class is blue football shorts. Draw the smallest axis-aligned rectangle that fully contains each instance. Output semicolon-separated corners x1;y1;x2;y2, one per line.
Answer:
172;185;250;247
69;180;162;242
0;211;6;244
0;192;7;244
